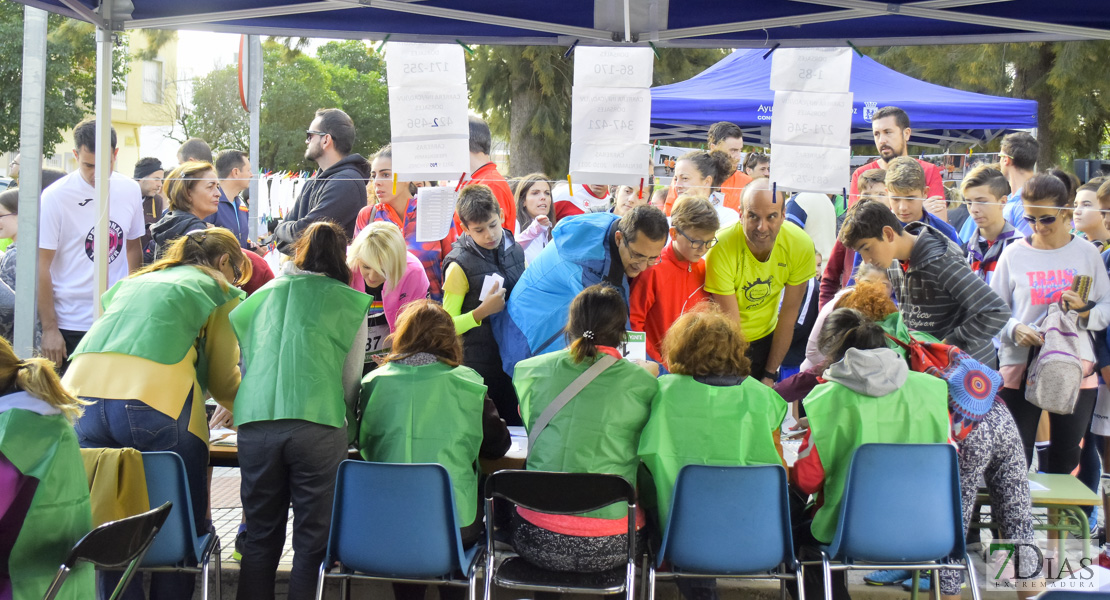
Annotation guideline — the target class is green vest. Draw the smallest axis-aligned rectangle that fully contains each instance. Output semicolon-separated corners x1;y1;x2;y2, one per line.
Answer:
0;404;94;600
72;266;244;372
803;371;949;544
358;361;487;527
638;375;787;529
514;350;658;519
231;274;371;428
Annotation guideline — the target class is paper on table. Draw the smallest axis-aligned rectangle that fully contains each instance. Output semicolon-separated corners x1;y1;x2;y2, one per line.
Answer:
478;273;505;301
414;186;458;243
1028;480;1049;492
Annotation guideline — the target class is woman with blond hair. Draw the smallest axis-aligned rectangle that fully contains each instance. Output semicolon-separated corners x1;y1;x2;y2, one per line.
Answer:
64;228;250;600
1;339;93;600
150;161;224;257
348;220;430;332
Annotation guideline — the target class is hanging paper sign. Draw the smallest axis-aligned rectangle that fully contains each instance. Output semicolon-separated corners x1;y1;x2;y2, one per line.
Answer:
573;46;654;88
569;143;650;187
570;88;651;142
391;139;470;183
770;144;850;193
388;86;469;140
413;185;459;242
770;47;852;93
770;91;854;148
386;42;467;86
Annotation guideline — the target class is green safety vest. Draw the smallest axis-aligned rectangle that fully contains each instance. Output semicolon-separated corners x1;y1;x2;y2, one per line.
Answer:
0;406;94;600
72;266;244;383
514;350;658;520
638;375;787;529
230;274;371;429
803;371;949;544
358;361;487;527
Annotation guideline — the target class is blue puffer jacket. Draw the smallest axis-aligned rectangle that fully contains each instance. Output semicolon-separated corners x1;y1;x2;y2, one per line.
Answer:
499;212;626;374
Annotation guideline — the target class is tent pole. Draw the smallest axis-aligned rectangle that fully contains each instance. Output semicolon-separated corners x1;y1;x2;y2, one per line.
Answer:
93;1;113;318
247;35;262;241
13;6;48;358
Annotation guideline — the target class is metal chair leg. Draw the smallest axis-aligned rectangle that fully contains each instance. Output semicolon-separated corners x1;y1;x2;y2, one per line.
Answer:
215;542;223;600
819;551;833;600
910;570;921;600
931;568;941;600
796;562;805;600
965;553;983;600
42;566;71;600
315;561;328;600
648;564;657;600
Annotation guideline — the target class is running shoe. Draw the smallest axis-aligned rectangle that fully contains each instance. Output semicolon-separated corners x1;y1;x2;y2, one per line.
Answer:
864;569;911;585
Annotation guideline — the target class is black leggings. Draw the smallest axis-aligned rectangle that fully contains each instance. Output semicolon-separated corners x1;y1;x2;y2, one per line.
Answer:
1001;384;1097;474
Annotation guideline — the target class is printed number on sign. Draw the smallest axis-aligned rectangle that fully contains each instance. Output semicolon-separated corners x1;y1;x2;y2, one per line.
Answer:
797;68;824;80
406;117;454;129
588;120;635;131
402;62;449;74
785;123;835;135
594;64;634;76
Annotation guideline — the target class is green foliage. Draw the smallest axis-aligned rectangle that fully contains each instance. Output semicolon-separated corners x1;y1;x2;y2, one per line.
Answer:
259;42;340;170
316;41;390;159
0;0;132;155
183;65;249;152
467;45;727;177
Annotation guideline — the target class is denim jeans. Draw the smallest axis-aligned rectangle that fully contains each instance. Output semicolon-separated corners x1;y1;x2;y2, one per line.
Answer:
75;390;207;600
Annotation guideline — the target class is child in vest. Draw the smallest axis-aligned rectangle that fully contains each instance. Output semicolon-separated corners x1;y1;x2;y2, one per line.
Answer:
629;196;719;365
789;308;950;600
442;184;527;425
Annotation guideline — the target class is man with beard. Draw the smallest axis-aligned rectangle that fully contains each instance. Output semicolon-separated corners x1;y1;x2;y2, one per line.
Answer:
133;157;166;264
848;107;945;207
269;108;370;254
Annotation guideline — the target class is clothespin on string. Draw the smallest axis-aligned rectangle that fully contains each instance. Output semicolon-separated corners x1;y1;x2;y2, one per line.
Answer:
762;43;780;60
567;174;574;196
456;39;474;56
648;41;661;61
392;173;398;195
375;34;391;54
638;178;644;200
563;39;580;60
846;40;864;58
771;181;777;203
454;172;467;192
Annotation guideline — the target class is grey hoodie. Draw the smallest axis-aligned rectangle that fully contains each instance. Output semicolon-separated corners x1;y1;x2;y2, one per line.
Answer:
823;347;908;397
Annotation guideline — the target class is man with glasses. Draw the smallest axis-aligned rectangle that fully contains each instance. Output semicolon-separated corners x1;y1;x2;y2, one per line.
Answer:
501;205;669;373
706;179;817;384
631;196;720;364
269;108;370;254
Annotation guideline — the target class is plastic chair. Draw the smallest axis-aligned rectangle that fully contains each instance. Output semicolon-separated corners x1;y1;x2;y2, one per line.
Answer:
483;470;639;600
136;451;222;599
649;464;803;600
810;443;980;600
315;460;483;600
42;502;172;600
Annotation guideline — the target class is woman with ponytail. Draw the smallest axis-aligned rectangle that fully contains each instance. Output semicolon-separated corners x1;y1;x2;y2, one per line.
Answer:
671;149;740;228
62;228;249;600
788;308;949;600
1;339;93;600
229;221;369;599
510;284;658;573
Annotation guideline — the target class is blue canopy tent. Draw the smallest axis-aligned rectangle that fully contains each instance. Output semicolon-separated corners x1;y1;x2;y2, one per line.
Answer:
650;49;1038;148
6;0;1110;357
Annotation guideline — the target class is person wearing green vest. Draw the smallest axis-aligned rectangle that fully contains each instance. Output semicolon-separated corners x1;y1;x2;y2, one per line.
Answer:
230;222;369;600
358;299;510;600
64;228;249;600
639;304;787;600
0;338;93;600
512;284;658;573
789;308;949;600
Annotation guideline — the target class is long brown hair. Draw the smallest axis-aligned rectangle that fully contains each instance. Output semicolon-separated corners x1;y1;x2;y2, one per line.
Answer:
294;221;350;283
383;300;463;366
663;303;750;377
0;338;87;423
566;285;627;363
134;228;251;289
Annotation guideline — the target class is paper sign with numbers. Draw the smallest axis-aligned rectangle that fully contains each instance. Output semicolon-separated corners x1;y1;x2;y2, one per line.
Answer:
386;42;466;87
570;87;651;142
769;47;852;93
770;90;853;148
573;46;654;88
769;144;850;193
569;142;650;186
388;86;469;140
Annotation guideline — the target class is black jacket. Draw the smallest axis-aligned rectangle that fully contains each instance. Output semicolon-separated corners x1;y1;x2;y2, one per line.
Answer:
150;210;208;258
274;154;370;255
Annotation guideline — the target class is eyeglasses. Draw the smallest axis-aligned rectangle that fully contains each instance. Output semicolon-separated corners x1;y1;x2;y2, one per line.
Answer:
305;129;329;141
1022;210;1064;226
675;226;717;250
231;261;242;282
618;231;662;267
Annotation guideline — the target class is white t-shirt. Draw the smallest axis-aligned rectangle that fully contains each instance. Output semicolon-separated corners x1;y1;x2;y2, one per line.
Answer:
39;171;144;331
552;183;611;213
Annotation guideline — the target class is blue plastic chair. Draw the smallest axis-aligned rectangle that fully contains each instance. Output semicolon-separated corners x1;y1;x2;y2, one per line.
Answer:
315;460;482;600
811;443;979;600
138;451;222;600
649;464;803;600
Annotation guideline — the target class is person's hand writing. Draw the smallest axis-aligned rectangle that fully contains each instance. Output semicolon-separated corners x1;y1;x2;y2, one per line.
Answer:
1014;324;1043;347
209;405;235;430
41;328;66;367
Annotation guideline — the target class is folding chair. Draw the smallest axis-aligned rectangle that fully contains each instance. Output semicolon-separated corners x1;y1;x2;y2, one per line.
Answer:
483;470;638;600
138;451;222;599
809;443;980;600
649;464;803;600
42;502;172;600
315;460;483;600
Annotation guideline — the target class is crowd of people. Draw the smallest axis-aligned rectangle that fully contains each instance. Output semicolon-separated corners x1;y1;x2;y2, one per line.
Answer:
2;102;1109;600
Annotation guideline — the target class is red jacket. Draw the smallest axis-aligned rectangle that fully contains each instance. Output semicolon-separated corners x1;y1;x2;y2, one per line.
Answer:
848;157;945;204
466;163;516;227
629;243;710;363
